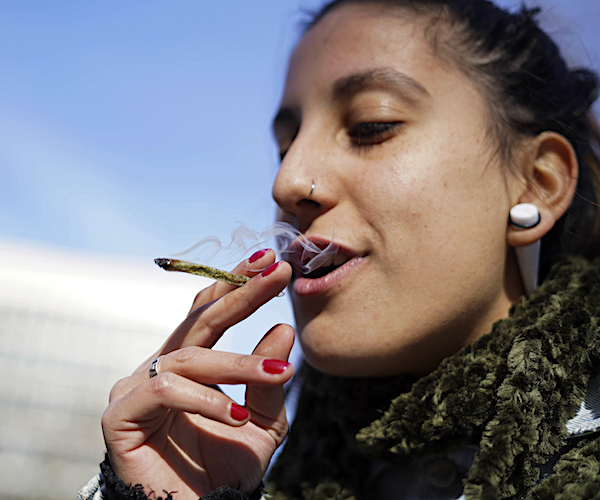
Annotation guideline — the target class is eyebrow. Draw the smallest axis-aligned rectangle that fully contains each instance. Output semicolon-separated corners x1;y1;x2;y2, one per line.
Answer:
332;68;430;101
272;68;430;133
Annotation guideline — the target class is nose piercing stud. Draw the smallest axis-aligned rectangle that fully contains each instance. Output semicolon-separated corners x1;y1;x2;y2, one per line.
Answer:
306;181;316;202
509;203;541;296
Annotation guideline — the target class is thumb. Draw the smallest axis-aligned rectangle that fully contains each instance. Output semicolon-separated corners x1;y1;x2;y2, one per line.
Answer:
253;323;295;361
245;324;295;439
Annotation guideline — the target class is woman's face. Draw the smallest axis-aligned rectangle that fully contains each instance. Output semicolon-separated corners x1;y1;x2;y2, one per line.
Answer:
272;4;524;377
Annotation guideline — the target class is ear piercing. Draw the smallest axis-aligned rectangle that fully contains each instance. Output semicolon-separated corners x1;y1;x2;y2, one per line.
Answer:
306;181;316;202
509;203;541;229
509;203;541;296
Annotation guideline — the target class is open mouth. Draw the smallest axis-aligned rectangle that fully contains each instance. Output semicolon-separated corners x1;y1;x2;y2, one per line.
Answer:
284;236;360;281
301;253;353;279
281;231;367;296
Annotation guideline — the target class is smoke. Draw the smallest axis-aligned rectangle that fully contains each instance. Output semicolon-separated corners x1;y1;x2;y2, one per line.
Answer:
272;222;339;274
173;222;338;275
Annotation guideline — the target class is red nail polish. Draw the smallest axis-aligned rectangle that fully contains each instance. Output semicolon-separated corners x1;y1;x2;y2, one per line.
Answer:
249;249;269;263
230;403;249;421
262;359;290;374
261;262;279;277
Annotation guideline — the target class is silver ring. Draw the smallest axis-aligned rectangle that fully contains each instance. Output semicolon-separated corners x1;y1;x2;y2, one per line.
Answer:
306;181;315;201
149;356;161;378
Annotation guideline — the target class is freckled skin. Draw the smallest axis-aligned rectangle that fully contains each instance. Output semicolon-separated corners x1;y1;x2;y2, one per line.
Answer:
272;5;525;377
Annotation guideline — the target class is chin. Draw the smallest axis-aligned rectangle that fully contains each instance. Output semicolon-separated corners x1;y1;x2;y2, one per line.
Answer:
302;353;365;377
302;350;412;378
302;346;444;378
297;329;399;377
296;317;455;378
296;325;358;376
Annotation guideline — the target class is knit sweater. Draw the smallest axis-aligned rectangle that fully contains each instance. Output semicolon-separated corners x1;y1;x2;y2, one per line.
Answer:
80;256;600;500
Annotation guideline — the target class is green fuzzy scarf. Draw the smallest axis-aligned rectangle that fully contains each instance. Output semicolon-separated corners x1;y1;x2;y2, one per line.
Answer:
266;256;600;500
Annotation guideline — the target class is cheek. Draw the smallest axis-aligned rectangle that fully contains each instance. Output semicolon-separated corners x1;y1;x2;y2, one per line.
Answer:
355;156;444;245
357;149;509;270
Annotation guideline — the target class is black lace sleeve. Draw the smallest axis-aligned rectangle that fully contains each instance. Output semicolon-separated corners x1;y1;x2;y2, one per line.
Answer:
99;455;264;500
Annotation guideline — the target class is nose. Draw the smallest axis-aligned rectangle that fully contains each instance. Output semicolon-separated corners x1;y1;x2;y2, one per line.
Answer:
272;131;335;231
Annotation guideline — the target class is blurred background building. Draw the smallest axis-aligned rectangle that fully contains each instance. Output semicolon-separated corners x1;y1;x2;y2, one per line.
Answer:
0;241;204;499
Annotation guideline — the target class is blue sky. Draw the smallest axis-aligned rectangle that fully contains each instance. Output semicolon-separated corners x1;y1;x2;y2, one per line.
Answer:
0;0;598;265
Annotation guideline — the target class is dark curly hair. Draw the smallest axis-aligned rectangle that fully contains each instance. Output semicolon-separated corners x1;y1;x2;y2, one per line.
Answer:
305;0;600;281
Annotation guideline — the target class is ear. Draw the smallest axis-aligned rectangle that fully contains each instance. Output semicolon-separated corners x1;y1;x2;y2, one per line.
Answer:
507;131;579;248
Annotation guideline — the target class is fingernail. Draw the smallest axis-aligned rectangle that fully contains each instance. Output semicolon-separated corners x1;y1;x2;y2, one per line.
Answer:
261;262;279;277
230;403;249;421
262;359;290;374
249;249;269;263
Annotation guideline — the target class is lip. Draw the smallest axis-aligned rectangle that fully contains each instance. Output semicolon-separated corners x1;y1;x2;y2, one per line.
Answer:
292;255;366;296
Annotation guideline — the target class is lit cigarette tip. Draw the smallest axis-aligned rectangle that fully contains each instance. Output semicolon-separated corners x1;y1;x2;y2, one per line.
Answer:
154;258;171;270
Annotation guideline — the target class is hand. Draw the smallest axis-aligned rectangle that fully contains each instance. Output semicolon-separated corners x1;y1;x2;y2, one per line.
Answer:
101;250;295;499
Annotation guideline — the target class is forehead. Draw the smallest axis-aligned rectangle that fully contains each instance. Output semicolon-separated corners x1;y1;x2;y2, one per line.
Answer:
283;4;468;103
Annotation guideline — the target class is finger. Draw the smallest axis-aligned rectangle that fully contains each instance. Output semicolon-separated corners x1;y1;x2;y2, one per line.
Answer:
188;249;276;313
109;374;140;403
245;324;295;443
127;259;290;387
130;253;276;380
103;372;251;450
115;344;294;402
252;323;296;360
162;260;292;351
152;346;294;386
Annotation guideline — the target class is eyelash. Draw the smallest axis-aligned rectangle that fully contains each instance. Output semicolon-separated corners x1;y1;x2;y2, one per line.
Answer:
278;121;402;161
348;122;402;146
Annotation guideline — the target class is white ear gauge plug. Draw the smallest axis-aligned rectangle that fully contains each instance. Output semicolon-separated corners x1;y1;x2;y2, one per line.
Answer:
509;203;541;296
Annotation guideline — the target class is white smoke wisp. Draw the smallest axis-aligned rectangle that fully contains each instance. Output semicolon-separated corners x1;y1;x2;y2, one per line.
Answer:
172;222;339;275
270;223;339;274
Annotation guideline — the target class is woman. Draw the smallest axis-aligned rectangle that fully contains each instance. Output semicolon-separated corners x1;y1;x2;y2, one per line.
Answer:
80;0;600;498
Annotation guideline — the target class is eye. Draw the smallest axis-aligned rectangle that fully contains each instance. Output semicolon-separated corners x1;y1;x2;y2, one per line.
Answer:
348;122;402;145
